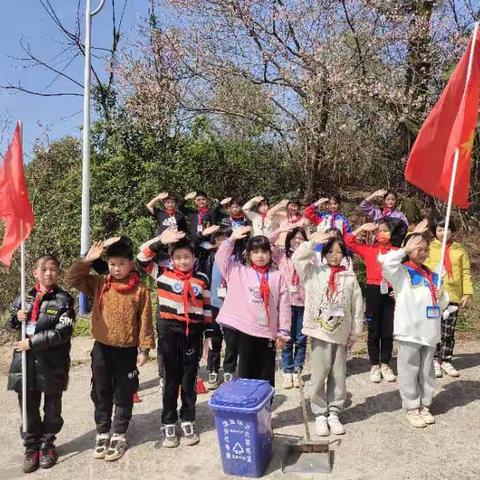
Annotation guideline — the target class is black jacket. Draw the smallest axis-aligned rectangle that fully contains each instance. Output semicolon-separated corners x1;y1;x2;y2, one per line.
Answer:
6;286;75;393
150;207;188;235
180;204;218;238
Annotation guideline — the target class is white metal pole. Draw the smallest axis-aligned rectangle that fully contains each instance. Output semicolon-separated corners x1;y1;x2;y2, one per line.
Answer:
80;0;106;315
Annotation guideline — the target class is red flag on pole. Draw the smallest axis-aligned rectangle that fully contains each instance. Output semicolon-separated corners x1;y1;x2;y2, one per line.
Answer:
0;122;35;266
404;28;480;208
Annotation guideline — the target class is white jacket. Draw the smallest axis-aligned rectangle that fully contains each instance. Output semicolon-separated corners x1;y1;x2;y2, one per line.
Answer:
292;240;364;345
379;249;449;347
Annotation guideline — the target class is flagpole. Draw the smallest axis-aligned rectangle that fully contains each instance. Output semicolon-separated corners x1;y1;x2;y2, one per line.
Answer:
437;22;479;288
19;121;27;433
79;0;106;315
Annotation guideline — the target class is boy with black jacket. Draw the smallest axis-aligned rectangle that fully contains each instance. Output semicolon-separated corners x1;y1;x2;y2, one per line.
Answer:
6;254;75;474
146;192;188;235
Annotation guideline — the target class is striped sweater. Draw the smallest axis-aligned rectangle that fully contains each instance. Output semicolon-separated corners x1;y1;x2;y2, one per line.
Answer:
137;238;213;336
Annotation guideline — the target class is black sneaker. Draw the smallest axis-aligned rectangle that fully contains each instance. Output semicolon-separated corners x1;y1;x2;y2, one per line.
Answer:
39;444;58;469
104;433;128;462
23;450;40;474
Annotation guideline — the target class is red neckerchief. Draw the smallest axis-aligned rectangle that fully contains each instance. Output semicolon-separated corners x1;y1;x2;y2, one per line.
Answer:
328;210;338;228
382;207;393;217
444;241;453;278
99;272;140;307
172;268;196;336
405;261;437;304
197;207;209;225
31;283;53;323
251;263;270;323
260;212;267;229
287;213;302;223
165;207;176;217
292;268;300;286
327;265;346;295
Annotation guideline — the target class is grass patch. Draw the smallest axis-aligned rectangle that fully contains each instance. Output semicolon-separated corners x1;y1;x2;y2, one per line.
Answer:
73;316;91;337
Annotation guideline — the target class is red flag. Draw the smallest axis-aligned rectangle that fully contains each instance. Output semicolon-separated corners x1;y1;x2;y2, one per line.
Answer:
404;27;480;208
0;123;35;266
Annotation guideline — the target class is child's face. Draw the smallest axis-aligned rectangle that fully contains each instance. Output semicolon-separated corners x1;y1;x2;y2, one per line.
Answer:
249;248;271;267
435;226;452;242
384;193;397;209
325;241;344;266
108;257;134;280
289;232;305;251
195;196;208;209
375;223;391;244
172;248;195;272
164;198;177;211
258;201;269;215
287;203;299;216
328;198;339;212
408;239;429;265
229;203;243;217
33;260;59;289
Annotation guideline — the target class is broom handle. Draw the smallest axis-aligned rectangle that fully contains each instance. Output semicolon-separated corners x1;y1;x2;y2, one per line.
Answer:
298;375;311;442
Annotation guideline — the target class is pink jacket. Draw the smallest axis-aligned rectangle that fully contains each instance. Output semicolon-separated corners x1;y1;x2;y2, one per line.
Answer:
215;239;291;340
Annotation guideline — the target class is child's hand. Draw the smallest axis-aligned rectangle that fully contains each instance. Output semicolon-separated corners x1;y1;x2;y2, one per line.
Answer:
252;195;264;204
461;295;471;308
220;197;232;206
157;192;169;201
371;189;387;199
229;226;252;240
137;351;149;367
310;231;333;245
404;234;426;254
202;225;220;237
185;191;197;201
361;223;378;232
276;336;288;349
315;197;329;207
15;339;30;352
278;199;289;209
85;241;105;263
413;219;429;234
17;310;29;322
102;236;121;249
202;338;213;361
160;229;185;245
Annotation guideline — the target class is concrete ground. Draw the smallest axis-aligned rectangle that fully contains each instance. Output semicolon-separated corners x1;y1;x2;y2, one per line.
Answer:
0;337;479;480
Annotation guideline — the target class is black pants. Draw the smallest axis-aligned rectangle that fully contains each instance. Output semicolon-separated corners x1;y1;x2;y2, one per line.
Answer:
222;325;239;374
237;330;276;387
17;391;63;452
207;308;223;373
90;341;139;434
366;285;395;365
158;327;202;424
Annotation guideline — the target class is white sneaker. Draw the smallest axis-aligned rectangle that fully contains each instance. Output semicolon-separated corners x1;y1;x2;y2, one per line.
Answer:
441;361;459;377
406;409;427;429
380;363;396;382
419;406;435;425
327;413;345;435
292;373;300;388
434;360;443;378
162;424;179;448
370;365;381;383
207;372;218;390
93;433;111;459
283;373;294;389
315;415;330;437
223;372;234;382
181;421;200;446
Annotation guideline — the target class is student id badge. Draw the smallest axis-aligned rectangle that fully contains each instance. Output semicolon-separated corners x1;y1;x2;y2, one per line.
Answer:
258;306;268;326
426;306;441;319
380;280;389;295
289;285;298;294
197;224;203;233
217;287;227;298
26;322;36;336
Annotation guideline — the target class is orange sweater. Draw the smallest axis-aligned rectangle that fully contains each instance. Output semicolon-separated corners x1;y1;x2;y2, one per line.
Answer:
66;260;155;350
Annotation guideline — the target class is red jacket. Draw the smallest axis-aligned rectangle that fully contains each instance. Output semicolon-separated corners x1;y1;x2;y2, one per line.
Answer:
344;233;397;285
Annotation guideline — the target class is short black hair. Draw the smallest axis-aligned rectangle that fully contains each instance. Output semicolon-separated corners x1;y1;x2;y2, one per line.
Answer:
383;190;397;200
329;194;341;204
287;198;300;207
321;238;348;260
213;227;232;241
35;254;61;268
105;236;134;260
285;227;308;257
244;235;271;265
430;216;457;235
169;238;196;257
163;193;177;202
229;198;242;208
257;198;269;209
196;191;208;199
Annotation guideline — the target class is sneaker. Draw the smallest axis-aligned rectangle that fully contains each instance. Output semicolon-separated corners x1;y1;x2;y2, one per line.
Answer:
292;372;300;388
370;365;381;383
282;373;294;389
162;424;179;448
207;372;219;390
181;421;200;446
434;360;443;378
223;372;234;382
380;363;396;382
23;450;40;474
441;361;460;377
39;444;58;469
406;409;427;428
327;413;345;435
93;433;111;459
104;433;128;462
419;406;435;425
314;415;330;437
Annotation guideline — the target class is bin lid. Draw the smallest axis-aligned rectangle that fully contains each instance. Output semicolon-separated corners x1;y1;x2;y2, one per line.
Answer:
210;378;273;409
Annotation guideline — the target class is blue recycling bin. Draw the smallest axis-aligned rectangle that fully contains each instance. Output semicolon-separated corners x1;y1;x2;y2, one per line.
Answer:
209;378;274;477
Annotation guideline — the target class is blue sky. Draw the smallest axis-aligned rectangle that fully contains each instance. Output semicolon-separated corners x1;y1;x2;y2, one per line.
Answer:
0;0;149;158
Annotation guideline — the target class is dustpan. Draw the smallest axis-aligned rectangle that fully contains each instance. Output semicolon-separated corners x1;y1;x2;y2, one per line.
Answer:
281;375;332;474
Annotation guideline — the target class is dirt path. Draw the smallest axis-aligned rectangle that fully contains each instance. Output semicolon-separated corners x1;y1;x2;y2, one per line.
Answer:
0;338;479;480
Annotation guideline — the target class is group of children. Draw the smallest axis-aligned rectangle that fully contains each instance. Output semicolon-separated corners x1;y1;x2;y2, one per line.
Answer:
5;189;473;473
